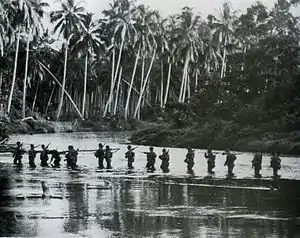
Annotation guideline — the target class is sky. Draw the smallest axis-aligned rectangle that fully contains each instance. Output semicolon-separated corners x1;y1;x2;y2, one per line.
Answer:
47;0;281;18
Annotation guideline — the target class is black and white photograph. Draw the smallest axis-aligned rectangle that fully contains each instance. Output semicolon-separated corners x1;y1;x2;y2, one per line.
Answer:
0;0;299;237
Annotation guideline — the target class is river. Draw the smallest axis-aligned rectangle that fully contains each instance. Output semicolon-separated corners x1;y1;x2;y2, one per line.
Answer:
0;132;299;237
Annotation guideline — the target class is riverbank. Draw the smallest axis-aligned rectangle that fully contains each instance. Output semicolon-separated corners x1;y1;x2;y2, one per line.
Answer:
130;122;300;155
0;117;156;137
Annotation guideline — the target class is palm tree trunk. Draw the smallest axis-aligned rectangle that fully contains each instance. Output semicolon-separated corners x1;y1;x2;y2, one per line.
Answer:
0;72;3;97
45;84;56;115
179;50;190;103
56;36;72;120
124;47;140;119
7;27;21;114
39;61;84;119
113;66;123;115
32;80;40;112
139;55;146;118
187;75;191;102
133;48;156;119
163;62;172;108
82;54;88;118
195;69;198;93
104;34;126;117
22;31;31;119
160;59;164;109
220;36;228;79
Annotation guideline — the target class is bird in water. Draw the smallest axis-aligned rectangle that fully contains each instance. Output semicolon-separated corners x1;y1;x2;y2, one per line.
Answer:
41;181;49;196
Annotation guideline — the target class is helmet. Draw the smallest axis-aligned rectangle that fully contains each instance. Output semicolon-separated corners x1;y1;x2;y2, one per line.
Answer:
16;141;21;145
68;145;73;150
30;144;34;148
162;148;166;152
98;143;103;148
149;146;154;151
106;145;110;149
127;145;132;150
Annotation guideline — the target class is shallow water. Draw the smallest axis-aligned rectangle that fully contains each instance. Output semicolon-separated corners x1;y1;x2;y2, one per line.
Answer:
0;132;299;237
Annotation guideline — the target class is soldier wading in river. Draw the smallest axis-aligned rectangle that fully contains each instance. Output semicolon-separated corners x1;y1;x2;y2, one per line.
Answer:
185;147;195;172
40;144;50;167
50;150;62;168
28;144;37;168
144;147;157;171
204;148;216;174
125;145;135;169
95;143;105;169
104;145;113;169
252;152;263;178
159;148;170;173
223;148;237;177
270;153;281;178
13;141;24;165
65;145;78;169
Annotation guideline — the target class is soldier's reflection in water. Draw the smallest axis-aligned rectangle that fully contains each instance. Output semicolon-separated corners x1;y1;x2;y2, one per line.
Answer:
63;172;89;234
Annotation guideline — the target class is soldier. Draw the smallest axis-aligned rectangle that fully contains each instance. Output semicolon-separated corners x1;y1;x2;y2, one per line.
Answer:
125;145;135;169
223;148;237;177
144;147;157;171
95;143;105;169
270;153;281;178
13;141;24;165
159;148;170;173
28;144;37;168
50;150;61;168
204;148;216;174
65;145;78;169
252;152;263;178
104;145;113;169
184;147;195;172
40;144;49;167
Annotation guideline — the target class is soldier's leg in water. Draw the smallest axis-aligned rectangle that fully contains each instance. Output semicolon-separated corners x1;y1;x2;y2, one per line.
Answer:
128;160;133;169
107;158;112;169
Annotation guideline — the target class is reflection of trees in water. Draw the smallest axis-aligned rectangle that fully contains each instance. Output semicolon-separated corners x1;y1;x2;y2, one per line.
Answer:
62;175;300;237
0;166;38;236
64;172;89;234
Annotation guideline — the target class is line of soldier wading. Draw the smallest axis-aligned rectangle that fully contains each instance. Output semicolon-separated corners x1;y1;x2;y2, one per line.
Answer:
12;142;282;178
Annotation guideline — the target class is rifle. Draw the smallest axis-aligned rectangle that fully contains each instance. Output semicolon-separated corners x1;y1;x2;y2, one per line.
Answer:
111;148;120;153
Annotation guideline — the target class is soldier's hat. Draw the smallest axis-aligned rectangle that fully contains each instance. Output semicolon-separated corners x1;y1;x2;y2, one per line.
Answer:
149;146;154;150
127;145;132;149
30;144;34;147
98;143;103;147
106;145;110;149
68;145;73;150
41;144;45;148
162;148;166;152
16;141;21;145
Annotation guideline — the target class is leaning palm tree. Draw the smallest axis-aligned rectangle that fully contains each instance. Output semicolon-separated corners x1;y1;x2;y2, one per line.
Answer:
50;0;86;120
72;13;105;118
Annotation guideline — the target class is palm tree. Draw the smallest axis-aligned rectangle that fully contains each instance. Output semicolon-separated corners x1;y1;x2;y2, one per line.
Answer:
133;7;159;119
50;0;86;120
102;0;137;117
72;13;105;118
173;7;202;103
21;0;49;119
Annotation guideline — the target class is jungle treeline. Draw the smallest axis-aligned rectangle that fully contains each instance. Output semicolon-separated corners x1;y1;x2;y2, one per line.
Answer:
0;0;299;133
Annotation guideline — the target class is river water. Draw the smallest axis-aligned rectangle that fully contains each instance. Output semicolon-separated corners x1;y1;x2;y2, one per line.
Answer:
0;132;299;237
